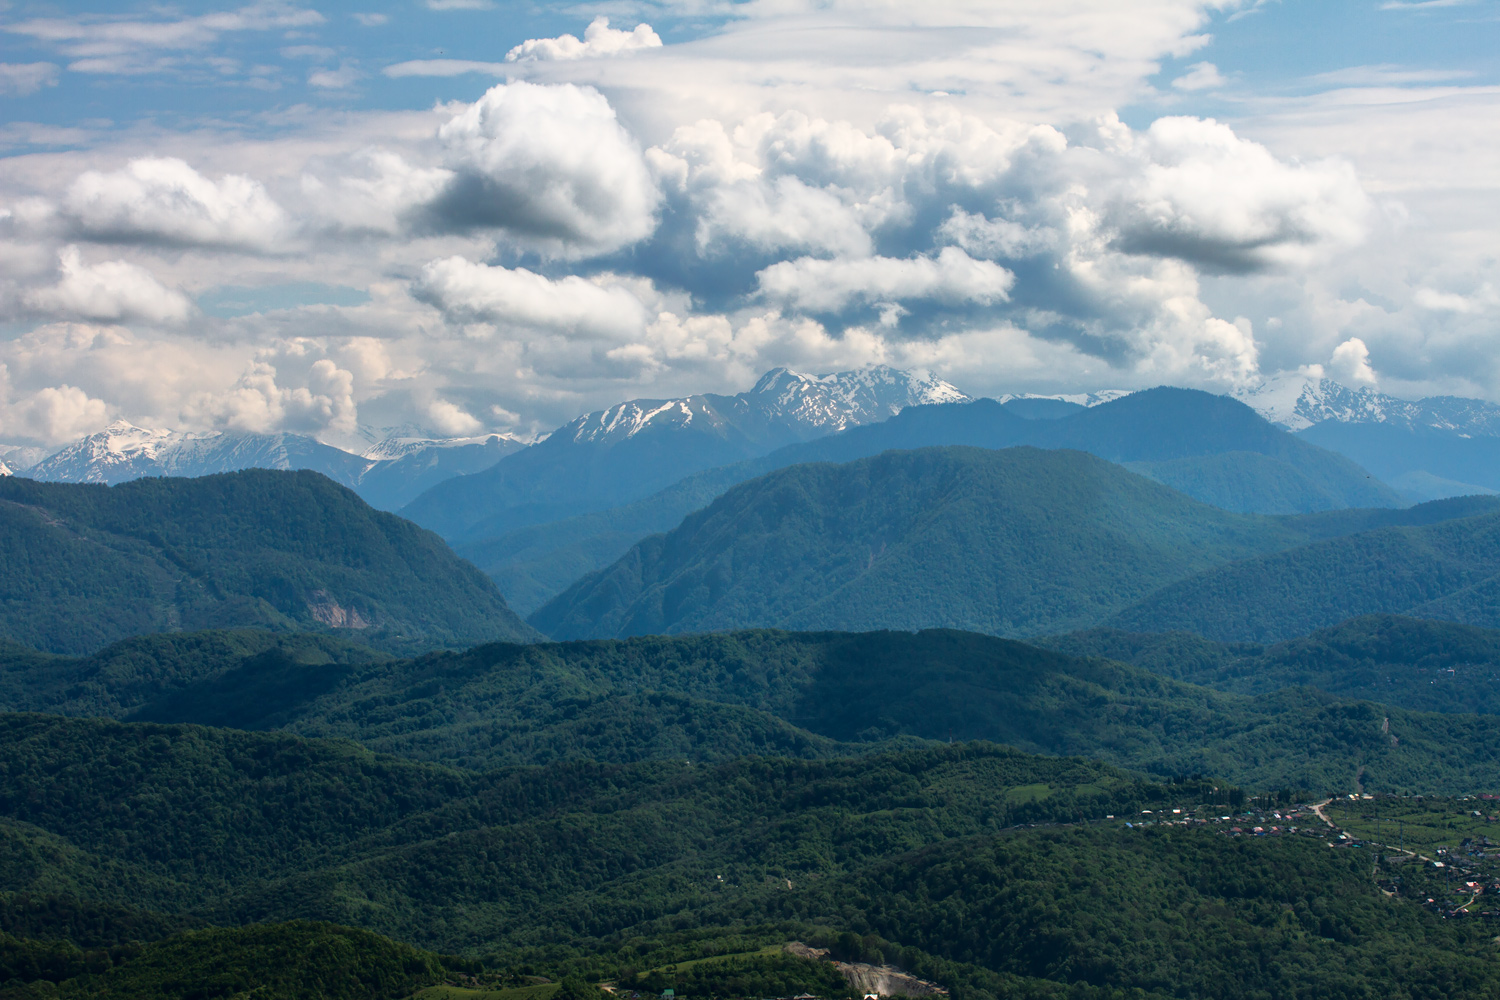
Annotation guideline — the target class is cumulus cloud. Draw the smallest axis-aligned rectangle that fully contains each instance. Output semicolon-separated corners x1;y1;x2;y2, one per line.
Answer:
0;62;60;95
3;385;110;445
63;157;290;250
424;81;661;254
301;150;451;236
1329;337;1377;385
1105;116;1371;273
185;359;357;436
415;256;649;339
757;248;1015;316
425;398;482;435
26;247;193;324
506;17;662;62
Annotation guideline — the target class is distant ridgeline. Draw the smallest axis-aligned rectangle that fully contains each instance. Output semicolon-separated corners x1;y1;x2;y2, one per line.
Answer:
6;623;1500;793
0;471;537;655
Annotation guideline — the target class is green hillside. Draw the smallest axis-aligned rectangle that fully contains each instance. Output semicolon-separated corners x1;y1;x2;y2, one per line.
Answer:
530;447;1318;641
9;627;1500;792
1044;614;1500;714
0;471;537;655
0;716;1498;1000
1112;508;1500;642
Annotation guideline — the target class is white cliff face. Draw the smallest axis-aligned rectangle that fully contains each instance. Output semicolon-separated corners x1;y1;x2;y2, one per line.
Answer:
563;365;971;447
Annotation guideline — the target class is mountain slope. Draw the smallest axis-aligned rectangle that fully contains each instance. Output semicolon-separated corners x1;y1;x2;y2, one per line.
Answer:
400;366;968;542
528;447;1333;642
1111;508;1500;643
471;389;1398;614
1043;614;1500;714
0;471;537;654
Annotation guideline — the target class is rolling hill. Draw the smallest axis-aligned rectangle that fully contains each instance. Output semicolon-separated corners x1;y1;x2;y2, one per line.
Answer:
0;470;537;655
1042;614;1500;714
8;625;1500;792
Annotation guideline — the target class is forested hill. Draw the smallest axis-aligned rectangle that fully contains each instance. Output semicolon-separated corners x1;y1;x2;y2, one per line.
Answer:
0;471;538;655
1045;614;1500;714
1110;506;1500;642
10;625;1500;791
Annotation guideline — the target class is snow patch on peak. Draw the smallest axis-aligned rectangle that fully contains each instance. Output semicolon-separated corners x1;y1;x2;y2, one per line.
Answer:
0;460;11;477
1233;372;1500;435
363;430;526;462
996;389;1135;408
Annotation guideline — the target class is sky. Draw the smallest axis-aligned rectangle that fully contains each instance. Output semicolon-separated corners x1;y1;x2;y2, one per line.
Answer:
1;0;1497;449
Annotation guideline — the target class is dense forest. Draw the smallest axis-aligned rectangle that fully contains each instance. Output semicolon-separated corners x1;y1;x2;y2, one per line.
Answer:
6;625;1500;791
1;715;1498;999
1045;614;1500;714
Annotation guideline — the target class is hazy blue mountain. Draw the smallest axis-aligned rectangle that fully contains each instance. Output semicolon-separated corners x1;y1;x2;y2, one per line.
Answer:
1236;373;1500;503
1111;507;1500;643
0;470;537;655
478;388;1399;614
528;446;1330;641
399;366;969;542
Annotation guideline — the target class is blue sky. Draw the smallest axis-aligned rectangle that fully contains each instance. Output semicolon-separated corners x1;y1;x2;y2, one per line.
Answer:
1;0;1497;448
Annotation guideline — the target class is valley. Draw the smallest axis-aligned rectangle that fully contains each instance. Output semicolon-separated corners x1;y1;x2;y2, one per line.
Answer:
7;366;1500;999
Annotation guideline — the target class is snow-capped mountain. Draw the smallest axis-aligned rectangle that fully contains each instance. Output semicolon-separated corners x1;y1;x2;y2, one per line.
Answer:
0;460;10;477
363;429;528;462
563;365;969;446
1234;373;1500;435
403;365;973;541
995;389;1135;409
25;421;372;488
13;420;525;512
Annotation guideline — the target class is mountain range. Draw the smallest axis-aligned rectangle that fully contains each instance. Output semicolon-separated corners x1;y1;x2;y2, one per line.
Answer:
398;365;969;542
483;388;1400;614
12;420;526;512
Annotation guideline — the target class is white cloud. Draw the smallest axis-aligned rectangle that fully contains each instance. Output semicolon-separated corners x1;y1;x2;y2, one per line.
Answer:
352;13;389;26
425;0;492;9
415;256;649;339
382;59;505;78
1105;116;1371;272
25;247;193;324
62;157;290;251
757;248;1015;315
1171;61;1226;91
185;358;357;436
425;398;482;435
426;81;661;254
4;385;110;445
1329;337;1377;385
308;64;360;89
506;17;663;62
0;62;60;95
4;3;325;76
300;149;452;236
